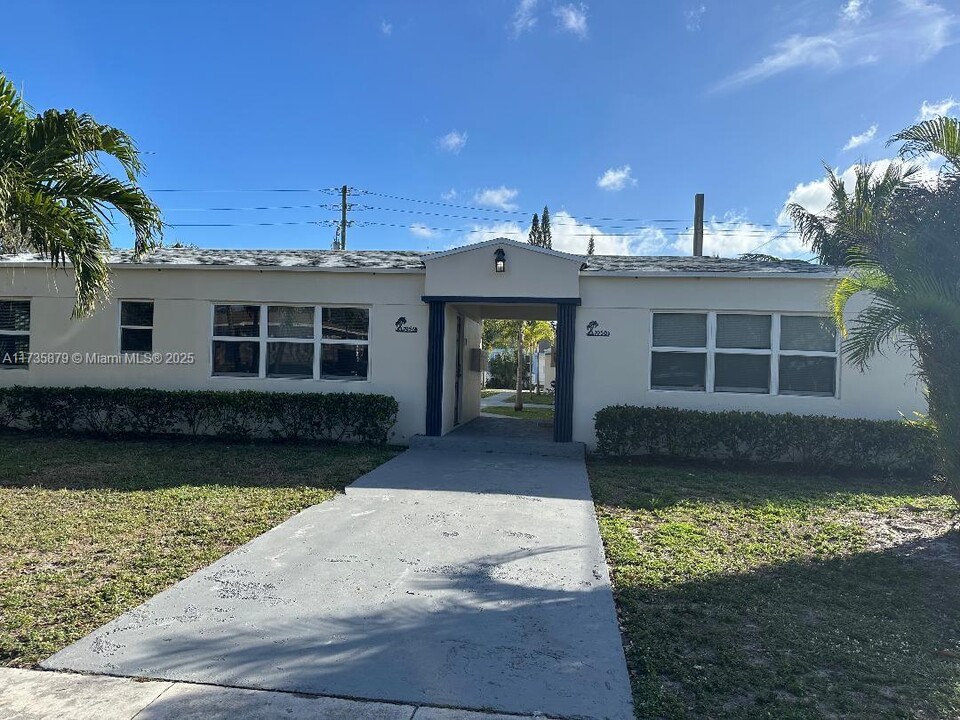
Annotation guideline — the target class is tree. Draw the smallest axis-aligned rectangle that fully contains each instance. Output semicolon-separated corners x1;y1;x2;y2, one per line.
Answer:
528;213;541;246
587;235;595;255
788;161;917;266
0;72;162;317
540;205;552;249
793;115;960;501
890;115;960;171
482;319;554;410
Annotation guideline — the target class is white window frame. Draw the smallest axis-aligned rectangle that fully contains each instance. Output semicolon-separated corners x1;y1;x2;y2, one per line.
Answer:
210;303;372;382
649;310;840;398
0;298;31;371
118;299;155;355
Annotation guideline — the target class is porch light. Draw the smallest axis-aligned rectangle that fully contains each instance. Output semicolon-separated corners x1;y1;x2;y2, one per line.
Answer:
494;248;506;273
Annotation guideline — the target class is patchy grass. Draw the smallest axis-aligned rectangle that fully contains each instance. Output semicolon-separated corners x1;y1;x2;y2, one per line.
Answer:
504;392;554;405
589;459;960;720
0;434;397;667
482;405;554;422
480;388;509;398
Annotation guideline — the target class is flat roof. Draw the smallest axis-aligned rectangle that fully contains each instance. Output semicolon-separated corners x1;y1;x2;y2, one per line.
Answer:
0;247;836;276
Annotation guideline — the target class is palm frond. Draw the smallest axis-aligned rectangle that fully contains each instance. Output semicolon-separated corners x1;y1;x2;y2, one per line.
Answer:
890;116;960;170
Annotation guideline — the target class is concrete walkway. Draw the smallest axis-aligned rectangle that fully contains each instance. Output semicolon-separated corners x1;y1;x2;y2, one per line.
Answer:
0;667;527;719
40;423;633;719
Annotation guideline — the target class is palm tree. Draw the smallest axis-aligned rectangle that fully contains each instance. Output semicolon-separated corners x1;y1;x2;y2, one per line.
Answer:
821;116;960;500
0;72;162;317
788;161;917;265
890;115;960;171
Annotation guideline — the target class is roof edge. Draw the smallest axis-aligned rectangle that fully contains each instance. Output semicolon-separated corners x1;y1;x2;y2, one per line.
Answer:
422;237;585;264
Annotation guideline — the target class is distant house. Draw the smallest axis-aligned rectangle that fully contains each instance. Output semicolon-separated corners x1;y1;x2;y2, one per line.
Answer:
0;238;924;446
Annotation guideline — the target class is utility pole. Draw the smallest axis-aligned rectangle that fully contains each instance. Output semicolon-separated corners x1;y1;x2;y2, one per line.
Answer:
693;193;704;256
340;184;349;250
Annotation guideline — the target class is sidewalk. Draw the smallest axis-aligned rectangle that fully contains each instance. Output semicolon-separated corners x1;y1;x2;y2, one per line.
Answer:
0;667;535;720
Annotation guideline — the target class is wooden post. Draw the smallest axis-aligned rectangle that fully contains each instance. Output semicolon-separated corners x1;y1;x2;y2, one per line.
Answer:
693;193;704;256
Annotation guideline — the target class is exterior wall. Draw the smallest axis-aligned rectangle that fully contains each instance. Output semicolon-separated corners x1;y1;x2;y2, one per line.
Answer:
571;275;926;448
0;266;429;443
440;309;483;434
424;243;580;299
2;261;928;449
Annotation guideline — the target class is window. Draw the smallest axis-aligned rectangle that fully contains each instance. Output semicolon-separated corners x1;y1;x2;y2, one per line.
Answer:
120;301;154;353
212;304;369;380
651;313;707;390
779;316;837;396
0;300;30;369
650;312;838;397
714;314;770;394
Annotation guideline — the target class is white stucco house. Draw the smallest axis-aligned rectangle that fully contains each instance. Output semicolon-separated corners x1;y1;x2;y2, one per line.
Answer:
0;238;924;446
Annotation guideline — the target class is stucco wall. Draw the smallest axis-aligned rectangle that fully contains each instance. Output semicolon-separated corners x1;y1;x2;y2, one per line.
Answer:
0;266;430;442
571;275;926;448
1;262;928;449
424;243;580;299
440;309;483;434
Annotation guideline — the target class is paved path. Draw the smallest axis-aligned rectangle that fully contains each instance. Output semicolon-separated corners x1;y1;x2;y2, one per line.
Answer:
42;424;633;719
0;667;526;719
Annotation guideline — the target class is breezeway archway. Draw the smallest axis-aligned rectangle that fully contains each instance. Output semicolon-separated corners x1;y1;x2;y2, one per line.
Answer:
419;238;585;443
423;296;578;442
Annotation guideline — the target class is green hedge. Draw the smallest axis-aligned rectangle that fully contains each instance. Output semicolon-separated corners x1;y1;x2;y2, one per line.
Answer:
0;386;399;444
594;405;937;476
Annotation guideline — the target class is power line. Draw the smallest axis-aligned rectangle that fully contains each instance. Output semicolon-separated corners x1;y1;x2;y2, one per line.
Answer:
149;187;341;194
168;220;337;228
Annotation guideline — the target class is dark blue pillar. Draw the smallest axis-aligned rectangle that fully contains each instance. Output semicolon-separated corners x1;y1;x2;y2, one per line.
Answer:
554;302;576;443
425;300;445;436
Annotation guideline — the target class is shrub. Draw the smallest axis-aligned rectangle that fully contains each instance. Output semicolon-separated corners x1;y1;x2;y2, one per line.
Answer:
487;349;529;389
0;386;399;445
594;405;937;477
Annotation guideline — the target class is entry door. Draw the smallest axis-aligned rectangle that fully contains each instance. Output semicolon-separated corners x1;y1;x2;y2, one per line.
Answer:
454;314;464;425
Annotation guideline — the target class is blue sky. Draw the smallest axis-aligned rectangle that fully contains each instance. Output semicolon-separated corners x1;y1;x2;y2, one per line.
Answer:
4;0;957;258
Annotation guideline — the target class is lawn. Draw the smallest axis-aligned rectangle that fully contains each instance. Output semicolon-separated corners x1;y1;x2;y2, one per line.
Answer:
480;388;509;398
0;433;397;667
504;392;554;405
589;460;960;720
482;405;554;422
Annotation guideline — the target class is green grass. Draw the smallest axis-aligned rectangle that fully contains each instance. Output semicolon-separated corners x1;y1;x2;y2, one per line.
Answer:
503;392;554;405
588;459;960;720
482;405;555;421
480;388;509;398
0;433;397;667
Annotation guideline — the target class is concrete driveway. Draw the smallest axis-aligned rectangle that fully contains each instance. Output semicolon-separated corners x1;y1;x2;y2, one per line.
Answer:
44;422;633;720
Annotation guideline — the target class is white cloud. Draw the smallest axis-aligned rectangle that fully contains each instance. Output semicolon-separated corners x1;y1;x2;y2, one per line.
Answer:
843;123;878;151
381;20;392;36
449;211;669;256
716;35;842;90
715;0;956;91
441;188;458;201
685;4;706;31
553;3;588;38
918;97;958;119
473;186;520;211
777;156;943;227
410;223;436;239
596;165;636;191
673;213;810;258
437;130;468;154
511;0;538;37
840;0;870;23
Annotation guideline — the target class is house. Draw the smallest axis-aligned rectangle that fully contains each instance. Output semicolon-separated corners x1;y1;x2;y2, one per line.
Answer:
0;238;925;446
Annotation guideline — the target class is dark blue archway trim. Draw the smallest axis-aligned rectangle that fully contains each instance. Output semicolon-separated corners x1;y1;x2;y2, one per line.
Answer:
553;303;576;443
425;300;446;436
